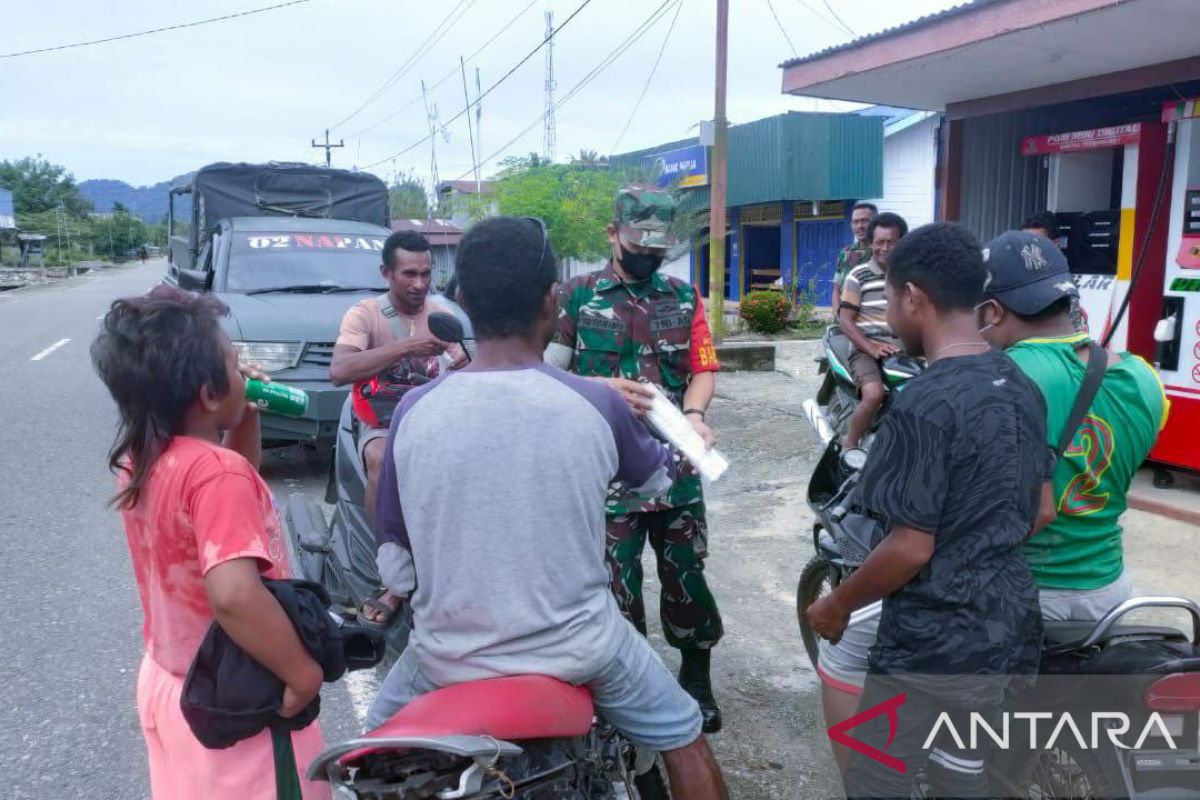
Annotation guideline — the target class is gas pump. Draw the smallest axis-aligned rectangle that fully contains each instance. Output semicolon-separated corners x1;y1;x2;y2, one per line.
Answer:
1021;124;1142;347
1149;99;1200;476
1024;119;1197;478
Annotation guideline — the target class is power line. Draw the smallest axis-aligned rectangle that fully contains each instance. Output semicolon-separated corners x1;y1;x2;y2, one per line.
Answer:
345;0;538;141
610;0;684;154
820;0;857;37
356;0;595;172
0;0;311;60
763;0;798;56
458;0;679;180
793;0;853;38
543;11;558;161
330;0;479;131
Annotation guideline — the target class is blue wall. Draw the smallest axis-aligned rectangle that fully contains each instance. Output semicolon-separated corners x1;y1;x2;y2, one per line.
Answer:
688;206;851;306
795;219;849;307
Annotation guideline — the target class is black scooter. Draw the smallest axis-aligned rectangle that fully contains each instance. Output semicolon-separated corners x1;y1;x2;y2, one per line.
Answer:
797;444;1200;799
283;312;469;663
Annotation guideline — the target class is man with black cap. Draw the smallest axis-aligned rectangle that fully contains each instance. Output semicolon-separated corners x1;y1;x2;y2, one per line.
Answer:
978;231;1169;620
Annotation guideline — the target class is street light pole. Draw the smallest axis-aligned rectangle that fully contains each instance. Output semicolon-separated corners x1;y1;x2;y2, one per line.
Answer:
707;0;730;342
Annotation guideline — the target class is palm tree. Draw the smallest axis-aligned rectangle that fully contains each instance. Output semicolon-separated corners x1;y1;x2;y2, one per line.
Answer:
569;149;608;168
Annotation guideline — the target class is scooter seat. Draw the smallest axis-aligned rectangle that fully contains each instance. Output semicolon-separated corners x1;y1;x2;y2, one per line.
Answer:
1043;620;1186;650
825;329;854;373
367;675;595;742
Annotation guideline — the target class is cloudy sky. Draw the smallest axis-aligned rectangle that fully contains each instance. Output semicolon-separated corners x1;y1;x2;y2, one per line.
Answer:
0;0;959;188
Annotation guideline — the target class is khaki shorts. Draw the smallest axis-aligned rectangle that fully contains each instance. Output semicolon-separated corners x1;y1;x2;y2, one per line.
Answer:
847;334;902;389
358;424;390;467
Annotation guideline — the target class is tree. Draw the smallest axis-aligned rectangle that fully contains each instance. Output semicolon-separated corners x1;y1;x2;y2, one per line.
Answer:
492;159;621;261
569;149;608;168
0;156;92;216
388;170;429;219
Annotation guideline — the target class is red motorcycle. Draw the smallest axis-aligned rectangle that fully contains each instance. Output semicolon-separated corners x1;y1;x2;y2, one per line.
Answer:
306;674;665;798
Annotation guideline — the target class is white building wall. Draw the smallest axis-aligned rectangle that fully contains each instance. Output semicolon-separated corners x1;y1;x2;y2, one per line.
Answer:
869;114;938;229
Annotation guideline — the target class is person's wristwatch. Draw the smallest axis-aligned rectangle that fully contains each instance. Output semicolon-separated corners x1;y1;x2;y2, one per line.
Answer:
683;408;706;421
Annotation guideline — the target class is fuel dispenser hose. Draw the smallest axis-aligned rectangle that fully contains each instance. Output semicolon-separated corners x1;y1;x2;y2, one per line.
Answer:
1101;121;1176;349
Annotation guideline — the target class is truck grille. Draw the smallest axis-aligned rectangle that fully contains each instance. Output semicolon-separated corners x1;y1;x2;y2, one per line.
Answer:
300;342;335;369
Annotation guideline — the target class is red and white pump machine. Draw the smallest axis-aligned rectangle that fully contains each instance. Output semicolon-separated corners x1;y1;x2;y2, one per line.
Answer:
1022;104;1200;478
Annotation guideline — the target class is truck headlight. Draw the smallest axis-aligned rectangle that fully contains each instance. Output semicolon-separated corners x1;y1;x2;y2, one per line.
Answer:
232;341;302;373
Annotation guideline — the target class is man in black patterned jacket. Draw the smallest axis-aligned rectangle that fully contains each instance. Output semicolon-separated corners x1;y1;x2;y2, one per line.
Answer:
806;223;1046;799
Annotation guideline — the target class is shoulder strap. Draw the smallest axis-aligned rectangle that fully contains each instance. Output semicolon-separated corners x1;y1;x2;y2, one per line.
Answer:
1055;341;1107;459
375;293;412;341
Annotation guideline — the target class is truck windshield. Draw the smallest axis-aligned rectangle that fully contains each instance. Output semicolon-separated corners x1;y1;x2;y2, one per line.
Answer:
225;231;390;293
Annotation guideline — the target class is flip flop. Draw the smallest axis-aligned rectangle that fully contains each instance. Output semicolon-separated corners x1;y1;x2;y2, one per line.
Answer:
360;588;401;626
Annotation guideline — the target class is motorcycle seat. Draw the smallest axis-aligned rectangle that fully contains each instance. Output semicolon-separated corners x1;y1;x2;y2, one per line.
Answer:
1043;620;1187;650
367;674;595;742
825;330;854;373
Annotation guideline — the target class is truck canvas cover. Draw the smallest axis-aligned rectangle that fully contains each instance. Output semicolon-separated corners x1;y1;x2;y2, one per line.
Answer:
184;162;389;240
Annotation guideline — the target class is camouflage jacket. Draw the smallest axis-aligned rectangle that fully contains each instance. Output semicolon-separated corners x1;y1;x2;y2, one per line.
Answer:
834;241;871;289
553;263;707;514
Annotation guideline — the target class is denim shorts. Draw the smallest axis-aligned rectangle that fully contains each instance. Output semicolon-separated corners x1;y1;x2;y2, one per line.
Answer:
368;624;703;752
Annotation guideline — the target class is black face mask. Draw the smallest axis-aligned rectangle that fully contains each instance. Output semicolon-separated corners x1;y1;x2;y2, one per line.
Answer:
618;244;664;281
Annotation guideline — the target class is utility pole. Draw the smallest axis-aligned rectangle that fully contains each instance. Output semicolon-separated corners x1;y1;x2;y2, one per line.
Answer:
707;0;730;342
460;56;481;194
475;67;483;179
421;80;441;222
543;11;557;162
311;128;345;167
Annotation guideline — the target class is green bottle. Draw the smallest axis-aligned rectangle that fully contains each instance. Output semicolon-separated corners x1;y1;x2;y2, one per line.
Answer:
245;379;309;417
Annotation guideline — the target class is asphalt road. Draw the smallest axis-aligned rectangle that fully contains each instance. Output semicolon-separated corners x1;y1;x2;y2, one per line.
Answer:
22;263;1197;799
0;260;842;798
0;261;367;799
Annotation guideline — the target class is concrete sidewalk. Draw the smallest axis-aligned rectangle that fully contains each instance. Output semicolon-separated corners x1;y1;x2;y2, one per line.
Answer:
1129;466;1200;525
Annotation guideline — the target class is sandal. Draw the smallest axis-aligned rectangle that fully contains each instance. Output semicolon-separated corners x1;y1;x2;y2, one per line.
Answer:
360;588;402;626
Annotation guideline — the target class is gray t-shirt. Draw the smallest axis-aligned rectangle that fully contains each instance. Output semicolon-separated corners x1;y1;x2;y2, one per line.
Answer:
374;363;675;686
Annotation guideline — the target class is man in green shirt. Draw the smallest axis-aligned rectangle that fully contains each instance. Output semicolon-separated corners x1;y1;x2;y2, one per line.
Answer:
830;202;876;311
978;231;1169;619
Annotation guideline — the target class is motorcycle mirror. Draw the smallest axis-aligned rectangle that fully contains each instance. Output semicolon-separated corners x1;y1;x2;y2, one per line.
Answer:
428;311;465;344
841;448;868;471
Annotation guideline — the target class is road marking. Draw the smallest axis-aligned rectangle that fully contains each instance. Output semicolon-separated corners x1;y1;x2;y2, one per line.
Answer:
343;668;378;727
31;338;71;361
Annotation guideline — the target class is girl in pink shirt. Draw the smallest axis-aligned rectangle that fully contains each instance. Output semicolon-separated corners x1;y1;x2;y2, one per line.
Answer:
92;286;328;800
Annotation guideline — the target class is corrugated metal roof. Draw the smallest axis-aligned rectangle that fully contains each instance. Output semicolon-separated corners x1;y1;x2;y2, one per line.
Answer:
778;0;1003;69
610;111;881;207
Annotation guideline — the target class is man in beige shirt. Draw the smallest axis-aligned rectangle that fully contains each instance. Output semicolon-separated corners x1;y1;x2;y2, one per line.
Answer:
330;230;451;622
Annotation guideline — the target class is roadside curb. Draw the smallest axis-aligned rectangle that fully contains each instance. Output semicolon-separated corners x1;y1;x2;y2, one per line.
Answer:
1128;491;1200;526
715;342;775;372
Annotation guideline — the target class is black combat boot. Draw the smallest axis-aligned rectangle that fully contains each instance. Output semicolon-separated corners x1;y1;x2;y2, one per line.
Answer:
678;649;721;733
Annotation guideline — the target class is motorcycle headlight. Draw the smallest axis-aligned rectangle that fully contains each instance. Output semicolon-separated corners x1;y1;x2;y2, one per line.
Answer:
232;341;302;373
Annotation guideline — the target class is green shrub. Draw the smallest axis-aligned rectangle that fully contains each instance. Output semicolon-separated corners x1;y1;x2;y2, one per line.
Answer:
739;290;792;334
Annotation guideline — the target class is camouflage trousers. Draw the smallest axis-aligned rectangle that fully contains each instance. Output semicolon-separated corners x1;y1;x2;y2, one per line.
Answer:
606;503;724;651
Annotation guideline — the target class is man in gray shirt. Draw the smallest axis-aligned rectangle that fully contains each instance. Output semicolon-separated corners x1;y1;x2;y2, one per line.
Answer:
370;216;727;798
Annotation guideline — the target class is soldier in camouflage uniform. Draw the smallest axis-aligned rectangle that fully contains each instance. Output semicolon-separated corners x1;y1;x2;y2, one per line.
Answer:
545;185;725;733
831;202;877;310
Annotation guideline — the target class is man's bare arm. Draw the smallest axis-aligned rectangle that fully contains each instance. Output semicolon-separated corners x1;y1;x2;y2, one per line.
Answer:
837;306;879;354
329;339;445;386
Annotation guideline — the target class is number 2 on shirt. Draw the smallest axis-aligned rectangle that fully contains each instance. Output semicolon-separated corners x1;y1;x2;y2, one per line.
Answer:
1058;414;1115;516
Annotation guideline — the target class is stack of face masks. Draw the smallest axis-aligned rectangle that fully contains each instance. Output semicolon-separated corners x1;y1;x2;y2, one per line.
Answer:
643;383;729;482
